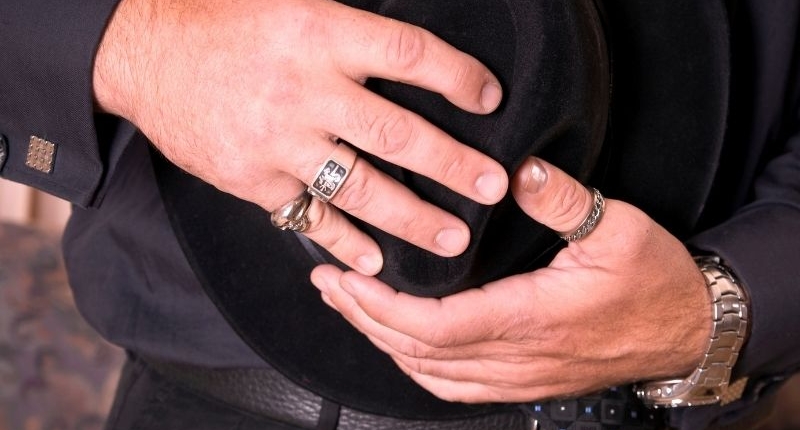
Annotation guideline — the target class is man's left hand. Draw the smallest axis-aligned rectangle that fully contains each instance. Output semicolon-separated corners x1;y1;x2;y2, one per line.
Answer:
311;156;712;403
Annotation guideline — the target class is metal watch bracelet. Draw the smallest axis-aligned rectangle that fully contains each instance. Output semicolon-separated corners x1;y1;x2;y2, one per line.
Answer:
636;256;750;408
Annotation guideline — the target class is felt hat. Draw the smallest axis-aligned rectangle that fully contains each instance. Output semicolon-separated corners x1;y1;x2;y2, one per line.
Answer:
153;0;730;418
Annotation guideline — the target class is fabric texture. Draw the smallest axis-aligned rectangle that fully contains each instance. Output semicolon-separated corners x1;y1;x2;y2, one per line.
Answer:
677;2;800;428
64;137;266;369
0;0;126;206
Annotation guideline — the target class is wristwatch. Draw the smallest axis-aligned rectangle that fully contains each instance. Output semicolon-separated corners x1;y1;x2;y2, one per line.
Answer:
635;256;750;408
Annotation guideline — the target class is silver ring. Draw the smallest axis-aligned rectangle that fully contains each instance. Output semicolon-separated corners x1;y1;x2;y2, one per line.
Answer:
307;143;357;203
559;187;605;242
270;191;312;232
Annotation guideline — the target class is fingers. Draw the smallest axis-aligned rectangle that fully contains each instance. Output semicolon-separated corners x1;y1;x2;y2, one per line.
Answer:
510;157;596;236
330;5;503;114
320;4;509;206
310;266;567;404
311;265;530;351
262;177;384;275
270;2;512;262
292;142;475;257
302;198;384;275
266;134;481;273
268;145;478;273
396;369;510;404
393;362;552;404
322;81;508;205
329;160;472;256
395;362;579;404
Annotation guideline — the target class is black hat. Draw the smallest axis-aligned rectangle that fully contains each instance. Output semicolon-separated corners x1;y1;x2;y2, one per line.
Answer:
153;0;730;418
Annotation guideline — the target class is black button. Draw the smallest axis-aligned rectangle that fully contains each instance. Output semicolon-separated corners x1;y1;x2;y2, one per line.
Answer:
550;399;578;421
600;399;626;425
0;134;7;170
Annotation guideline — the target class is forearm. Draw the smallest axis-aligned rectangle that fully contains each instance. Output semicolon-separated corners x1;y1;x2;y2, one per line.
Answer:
0;0;128;206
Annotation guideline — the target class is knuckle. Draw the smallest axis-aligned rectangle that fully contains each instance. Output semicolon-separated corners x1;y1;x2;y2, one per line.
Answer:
424;326;456;349
410;339;437;359
213;157;262;195
550;182;591;229
304;204;348;249
384;25;428;73
314;226;351;257
445;62;474;95
615;206;656;254
412;359;431;377
332;170;373;213
393;208;426;242
367;110;416;156
395;335;435;359
437;151;468;185
261;72;303;109
304;203;334;235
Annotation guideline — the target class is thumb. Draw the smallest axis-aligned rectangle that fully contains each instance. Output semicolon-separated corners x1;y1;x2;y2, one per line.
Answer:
510;156;597;236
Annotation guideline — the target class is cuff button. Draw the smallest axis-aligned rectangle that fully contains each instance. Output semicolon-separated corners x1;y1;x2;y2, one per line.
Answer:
26;135;56;174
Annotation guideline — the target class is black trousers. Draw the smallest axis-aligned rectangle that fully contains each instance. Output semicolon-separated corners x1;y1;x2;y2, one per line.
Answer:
103;355;300;430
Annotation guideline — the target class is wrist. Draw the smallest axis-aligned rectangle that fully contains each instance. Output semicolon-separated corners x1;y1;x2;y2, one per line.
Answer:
636;255;750;408
671;269;714;377
93;0;155;118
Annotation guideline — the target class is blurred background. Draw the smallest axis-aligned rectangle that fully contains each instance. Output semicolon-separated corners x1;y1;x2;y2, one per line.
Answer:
0;179;124;430
0;179;70;233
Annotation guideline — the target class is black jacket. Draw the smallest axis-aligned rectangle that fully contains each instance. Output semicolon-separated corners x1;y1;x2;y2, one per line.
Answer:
1;1;798;428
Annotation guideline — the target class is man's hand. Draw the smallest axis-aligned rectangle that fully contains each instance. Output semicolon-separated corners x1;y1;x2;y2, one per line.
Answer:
92;0;507;275
310;156;712;403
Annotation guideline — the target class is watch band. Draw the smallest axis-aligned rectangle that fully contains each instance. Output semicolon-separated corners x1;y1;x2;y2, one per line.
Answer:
636;256;750;408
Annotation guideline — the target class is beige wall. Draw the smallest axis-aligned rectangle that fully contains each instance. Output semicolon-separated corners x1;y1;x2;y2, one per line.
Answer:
0;178;71;232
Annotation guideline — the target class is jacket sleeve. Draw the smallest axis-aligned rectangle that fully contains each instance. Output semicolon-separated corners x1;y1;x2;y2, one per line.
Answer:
694;122;800;380
678;2;800;428
677;115;800;430
0;0;130;207
690;2;800;384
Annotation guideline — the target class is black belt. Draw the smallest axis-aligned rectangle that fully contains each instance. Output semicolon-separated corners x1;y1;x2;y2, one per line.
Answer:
143;355;671;430
143;356;532;430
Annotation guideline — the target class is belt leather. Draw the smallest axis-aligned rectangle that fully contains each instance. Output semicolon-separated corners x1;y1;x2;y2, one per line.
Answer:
143;356;531;430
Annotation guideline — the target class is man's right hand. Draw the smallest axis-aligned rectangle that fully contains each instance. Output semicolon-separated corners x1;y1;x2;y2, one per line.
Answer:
92;0;507;275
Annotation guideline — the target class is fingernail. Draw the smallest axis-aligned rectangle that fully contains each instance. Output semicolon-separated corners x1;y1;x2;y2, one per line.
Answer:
356;254;383;275
475;172;505;203
480;82;503;112
435;228;469;255
524;158;547;194
310;271;330;294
